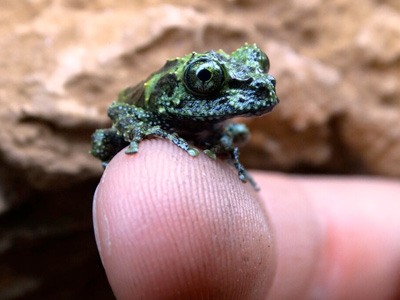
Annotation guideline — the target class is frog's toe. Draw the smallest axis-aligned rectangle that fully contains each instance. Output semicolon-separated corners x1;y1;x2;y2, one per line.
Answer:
125;147;138;154
125;141;139;154
241;170;260;191
238;172;247;183
188;148;199;157
203;149;217;160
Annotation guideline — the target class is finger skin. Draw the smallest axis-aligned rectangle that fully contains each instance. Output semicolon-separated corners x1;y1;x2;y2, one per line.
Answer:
93;139;276;299
253;173;400;300
294;177;400;300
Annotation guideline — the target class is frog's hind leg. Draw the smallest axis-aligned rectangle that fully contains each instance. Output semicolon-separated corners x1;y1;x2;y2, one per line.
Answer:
90;128;128;167
230;147;259;191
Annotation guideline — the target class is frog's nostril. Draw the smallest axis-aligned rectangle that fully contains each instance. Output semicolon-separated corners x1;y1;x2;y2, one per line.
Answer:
251;79;266;89
267;75;276;87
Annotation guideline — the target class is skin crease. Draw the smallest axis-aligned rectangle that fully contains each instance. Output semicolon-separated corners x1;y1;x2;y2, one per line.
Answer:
93;140;400;300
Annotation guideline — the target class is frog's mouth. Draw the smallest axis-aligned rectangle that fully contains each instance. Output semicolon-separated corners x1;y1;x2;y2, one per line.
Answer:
167;96;278;122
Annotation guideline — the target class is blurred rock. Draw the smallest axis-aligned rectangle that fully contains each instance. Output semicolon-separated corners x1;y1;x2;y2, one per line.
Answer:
1;0;399;195
356;6;400;65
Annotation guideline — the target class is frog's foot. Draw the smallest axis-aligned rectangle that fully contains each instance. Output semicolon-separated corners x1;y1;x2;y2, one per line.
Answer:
230;147;259;191
145;127;199;157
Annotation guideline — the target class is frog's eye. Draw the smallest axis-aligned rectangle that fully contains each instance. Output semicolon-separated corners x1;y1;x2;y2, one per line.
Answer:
262;55;270;73
183;58;225;95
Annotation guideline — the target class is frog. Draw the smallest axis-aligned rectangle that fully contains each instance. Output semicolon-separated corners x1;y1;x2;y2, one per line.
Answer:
90;43;279;190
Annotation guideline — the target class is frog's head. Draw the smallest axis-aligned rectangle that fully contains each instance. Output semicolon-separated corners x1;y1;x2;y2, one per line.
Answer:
146;44;279;121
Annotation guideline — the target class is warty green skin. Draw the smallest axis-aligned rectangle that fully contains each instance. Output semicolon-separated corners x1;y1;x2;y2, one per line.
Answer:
90;44;279;190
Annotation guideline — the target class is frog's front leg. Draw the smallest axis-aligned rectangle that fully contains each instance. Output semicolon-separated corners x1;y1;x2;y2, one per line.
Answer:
205;123;259;190
109;103;199;157
230;147;259;191
122;123;199;157
143;126;200;156
225;123;259;190
204;123;250;158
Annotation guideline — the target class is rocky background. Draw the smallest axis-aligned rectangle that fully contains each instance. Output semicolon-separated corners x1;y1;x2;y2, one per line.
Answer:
1;0;399;299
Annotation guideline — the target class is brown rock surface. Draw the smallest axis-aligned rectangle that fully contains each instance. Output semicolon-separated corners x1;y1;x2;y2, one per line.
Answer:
0;0;399;298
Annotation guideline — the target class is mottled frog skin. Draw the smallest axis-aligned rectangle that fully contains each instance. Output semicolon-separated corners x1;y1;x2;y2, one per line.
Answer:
90;44;279;190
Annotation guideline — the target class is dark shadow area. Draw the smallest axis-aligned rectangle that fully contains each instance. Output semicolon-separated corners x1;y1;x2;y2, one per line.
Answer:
0;178;114;300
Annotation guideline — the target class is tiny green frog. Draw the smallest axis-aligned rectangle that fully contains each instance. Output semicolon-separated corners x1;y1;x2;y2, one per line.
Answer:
90;43;279;190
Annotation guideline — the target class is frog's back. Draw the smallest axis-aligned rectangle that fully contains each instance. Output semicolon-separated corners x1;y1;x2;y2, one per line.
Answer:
117;82;146;107
116;59;180;109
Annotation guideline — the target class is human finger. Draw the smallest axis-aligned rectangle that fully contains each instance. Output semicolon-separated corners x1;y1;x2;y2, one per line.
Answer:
93;139;276;299
254;173;400;300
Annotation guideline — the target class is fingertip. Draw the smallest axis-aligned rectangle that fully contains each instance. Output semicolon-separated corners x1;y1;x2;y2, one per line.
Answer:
93;140;276;299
